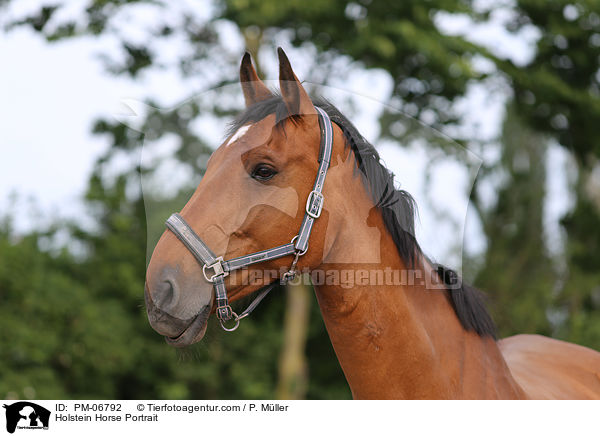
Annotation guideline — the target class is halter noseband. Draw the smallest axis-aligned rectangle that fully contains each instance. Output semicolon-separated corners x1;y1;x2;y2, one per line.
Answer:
164;107;333;331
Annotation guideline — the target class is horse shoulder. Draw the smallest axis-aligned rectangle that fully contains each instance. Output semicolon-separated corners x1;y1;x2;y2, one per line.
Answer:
498;334;600;399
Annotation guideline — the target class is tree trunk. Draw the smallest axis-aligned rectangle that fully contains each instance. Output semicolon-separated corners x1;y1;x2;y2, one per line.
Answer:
276;280;311;399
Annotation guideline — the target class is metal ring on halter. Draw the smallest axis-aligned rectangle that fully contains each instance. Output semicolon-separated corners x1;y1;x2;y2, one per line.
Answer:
291;235;308;256
202;256;228;282
219;311;240;332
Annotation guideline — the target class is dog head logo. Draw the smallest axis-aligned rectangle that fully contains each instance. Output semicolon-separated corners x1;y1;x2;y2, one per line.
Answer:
3;402;50;433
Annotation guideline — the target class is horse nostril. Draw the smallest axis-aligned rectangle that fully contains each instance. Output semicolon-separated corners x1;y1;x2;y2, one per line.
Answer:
145;283;197;338
153;279;179;312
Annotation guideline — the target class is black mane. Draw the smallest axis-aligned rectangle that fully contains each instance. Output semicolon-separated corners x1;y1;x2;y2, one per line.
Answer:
229;94;497;339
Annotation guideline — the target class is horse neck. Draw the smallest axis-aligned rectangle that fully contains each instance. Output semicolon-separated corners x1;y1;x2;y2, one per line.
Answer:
314;179;526;399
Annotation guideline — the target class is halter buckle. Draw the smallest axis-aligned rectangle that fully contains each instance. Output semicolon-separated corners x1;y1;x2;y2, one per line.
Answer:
217;305;240;331
202;256;228;282
306;190;324;219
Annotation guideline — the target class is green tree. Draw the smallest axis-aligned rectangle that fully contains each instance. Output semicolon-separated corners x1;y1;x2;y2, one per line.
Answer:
491;1;600;349
469;106;556;337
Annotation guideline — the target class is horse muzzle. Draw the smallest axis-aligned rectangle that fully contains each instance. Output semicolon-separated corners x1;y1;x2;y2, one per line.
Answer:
145;283;211;347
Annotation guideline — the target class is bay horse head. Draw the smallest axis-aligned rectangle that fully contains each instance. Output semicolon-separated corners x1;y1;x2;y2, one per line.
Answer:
145;48;347;346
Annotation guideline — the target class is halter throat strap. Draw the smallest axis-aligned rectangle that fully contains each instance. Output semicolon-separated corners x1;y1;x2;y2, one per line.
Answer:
165;107;333;331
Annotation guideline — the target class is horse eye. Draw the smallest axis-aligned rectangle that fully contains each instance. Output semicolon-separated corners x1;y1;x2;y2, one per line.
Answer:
252;164;277;181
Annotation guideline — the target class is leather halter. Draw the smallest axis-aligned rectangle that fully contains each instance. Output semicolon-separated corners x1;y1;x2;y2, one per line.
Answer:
165;107;333;331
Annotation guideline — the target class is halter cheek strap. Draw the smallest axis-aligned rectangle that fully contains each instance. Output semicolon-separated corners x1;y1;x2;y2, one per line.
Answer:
165;107;333;331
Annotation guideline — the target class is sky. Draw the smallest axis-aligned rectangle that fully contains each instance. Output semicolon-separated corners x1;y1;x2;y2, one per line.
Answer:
0;2;572;272
0;29;142;228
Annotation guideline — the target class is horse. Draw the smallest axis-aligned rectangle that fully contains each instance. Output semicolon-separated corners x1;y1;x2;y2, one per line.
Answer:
144;48;600;399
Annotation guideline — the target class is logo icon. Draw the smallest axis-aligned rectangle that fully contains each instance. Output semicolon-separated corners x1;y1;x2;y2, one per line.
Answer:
3;402;50;434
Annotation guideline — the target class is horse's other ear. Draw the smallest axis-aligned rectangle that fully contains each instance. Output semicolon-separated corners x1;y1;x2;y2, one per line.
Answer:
240;52;272;107
277;47;317;117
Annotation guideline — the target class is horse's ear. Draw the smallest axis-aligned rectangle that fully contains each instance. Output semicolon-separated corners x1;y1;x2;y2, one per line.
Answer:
278;47;317;117
240;52;272;107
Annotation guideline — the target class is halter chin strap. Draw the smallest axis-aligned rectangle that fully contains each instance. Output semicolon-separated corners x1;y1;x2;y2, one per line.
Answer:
165;107;333;331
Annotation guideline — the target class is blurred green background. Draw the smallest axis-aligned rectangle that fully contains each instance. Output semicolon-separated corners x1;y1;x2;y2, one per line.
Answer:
1;0;599;400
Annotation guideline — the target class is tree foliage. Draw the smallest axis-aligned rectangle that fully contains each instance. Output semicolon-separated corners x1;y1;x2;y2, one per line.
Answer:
470;106;556;337
501;0;600;161
1;0;599;400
